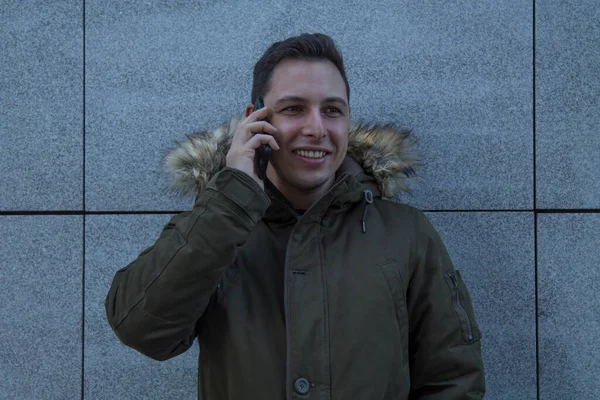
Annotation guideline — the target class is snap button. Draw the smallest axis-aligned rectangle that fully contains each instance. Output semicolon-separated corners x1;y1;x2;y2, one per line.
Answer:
294;377;310;394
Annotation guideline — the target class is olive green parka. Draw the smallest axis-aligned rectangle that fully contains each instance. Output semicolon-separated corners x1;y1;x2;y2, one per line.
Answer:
106;116;486;399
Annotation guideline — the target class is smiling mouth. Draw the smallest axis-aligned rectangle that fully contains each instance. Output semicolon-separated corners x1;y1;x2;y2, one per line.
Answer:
294;150;328;159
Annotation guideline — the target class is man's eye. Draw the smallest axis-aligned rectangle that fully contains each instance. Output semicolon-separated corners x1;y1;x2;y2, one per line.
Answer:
284;106;301;112
325;107;342;115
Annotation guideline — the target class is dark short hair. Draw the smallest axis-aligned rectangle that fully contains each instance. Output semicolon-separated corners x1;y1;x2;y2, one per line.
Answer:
251;33;350;104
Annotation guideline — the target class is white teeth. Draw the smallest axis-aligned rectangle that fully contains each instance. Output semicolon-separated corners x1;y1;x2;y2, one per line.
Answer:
295;150;326;159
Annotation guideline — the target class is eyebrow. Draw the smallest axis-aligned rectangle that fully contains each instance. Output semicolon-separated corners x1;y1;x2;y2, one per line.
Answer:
274;95;349;109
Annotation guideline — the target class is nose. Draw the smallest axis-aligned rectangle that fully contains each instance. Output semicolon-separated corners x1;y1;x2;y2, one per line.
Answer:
301;108;326;138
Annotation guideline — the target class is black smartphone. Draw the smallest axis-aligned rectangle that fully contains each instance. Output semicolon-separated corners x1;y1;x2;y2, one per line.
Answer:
253;97;271;181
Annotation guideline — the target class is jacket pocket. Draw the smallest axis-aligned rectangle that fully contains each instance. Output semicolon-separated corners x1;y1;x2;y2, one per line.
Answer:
444;270;482;344
377;261;409;366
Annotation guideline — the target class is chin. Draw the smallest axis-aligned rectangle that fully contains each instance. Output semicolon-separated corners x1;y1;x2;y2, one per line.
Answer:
290;174;334;191
269;159;339;192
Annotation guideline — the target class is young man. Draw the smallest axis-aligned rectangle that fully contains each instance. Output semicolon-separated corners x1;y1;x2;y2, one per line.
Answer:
106;33;486;399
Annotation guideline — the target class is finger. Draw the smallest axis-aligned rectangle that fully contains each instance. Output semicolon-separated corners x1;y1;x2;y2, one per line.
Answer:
245;133;280;151
246;120;278;135
247;105;270;122
232;121;277;149
232;109;273;147
240;105;269;128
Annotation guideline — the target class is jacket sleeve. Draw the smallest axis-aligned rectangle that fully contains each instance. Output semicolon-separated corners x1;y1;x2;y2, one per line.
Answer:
105;168;270;361
407;210;486;399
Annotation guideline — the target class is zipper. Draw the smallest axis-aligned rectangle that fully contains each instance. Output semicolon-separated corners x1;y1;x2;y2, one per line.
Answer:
446;271;474;342
267;186;299;218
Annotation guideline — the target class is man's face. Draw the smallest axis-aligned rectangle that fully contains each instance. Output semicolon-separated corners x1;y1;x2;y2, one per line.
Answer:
262;59;350;195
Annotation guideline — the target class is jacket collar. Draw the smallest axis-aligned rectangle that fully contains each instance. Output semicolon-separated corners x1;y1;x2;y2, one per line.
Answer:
262;166;361;224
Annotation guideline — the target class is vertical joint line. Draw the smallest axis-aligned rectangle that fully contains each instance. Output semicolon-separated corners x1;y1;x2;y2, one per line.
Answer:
532;0;537;213
534;212;540;400
532;2;540;399
81;1;86;399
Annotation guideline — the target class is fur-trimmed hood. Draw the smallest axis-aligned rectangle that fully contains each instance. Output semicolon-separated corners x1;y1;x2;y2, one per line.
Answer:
163;114;420;199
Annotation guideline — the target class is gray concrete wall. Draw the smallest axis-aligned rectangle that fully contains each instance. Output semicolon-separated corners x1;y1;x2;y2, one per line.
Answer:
1;1;598;399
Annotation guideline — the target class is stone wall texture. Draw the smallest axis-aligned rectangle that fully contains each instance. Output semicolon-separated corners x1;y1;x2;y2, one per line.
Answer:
2;1;598;398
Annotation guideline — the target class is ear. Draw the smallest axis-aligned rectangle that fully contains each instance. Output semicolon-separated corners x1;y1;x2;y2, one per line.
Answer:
245;103;254;117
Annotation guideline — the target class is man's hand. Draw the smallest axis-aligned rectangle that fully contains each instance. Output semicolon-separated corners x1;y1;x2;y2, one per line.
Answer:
226;105;279;189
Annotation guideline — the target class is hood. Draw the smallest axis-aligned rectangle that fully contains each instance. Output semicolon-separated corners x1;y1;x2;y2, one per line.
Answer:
162;114;420;199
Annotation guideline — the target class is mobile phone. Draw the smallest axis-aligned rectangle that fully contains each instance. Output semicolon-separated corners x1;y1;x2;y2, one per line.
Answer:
253;97;271;181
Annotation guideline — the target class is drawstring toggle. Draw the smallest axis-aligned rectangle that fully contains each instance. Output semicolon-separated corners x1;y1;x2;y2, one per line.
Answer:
361;189;373;233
